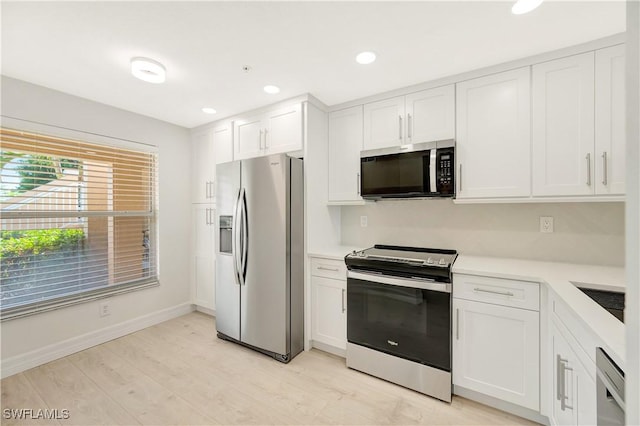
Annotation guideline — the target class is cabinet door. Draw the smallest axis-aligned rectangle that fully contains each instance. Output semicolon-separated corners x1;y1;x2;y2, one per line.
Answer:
453;298;539;411
533;52;595;196
328;106;363;203
363;96;405;150
213;123;233;165
311;275;346;350
234;115;264;160
192;205;215;310
456;67;531;198
191;128;215;203
595;45;626;195
549;321;597;426
265;103;303;155
406;85;455;144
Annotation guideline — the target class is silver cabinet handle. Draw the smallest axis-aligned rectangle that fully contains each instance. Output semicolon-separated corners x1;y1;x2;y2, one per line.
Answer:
264;128;269;149
209;208;214;226
557;356;574;411
318;266;339;272
586;153;592;186
407;113;412;140
259;129;264;149
473;287;515;297
341;289;346;313
602;151;608;186
205;182;209;200
205;208;209;225
398;115;403;141
357;172;361;195
458;163;462;192
456;308;460;340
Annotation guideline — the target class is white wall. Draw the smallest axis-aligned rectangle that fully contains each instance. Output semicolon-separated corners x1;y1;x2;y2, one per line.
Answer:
0;77;192;371
625;1;640;424
341;201;625;266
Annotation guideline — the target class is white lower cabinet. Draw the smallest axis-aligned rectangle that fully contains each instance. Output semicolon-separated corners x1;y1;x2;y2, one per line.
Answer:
310;257;347;352
452;275;540;411
549;320;596;426
192;204;215;311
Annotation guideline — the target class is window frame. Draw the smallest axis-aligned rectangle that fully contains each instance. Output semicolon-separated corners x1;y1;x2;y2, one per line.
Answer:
0;116;160;321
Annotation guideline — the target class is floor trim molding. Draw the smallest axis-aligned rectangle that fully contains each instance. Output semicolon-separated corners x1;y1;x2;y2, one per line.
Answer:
1;302;195;379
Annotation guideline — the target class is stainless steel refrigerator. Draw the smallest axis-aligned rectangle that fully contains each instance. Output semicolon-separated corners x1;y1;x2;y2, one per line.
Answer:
215;154;304;363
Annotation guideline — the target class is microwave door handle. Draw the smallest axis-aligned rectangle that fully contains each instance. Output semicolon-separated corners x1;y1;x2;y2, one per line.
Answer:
429;150;437;193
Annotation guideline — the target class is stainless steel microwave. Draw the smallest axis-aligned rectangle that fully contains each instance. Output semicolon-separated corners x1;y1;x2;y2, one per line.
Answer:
360;141;455;199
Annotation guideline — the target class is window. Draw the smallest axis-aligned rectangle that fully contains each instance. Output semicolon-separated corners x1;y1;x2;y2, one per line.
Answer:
0;127;158;319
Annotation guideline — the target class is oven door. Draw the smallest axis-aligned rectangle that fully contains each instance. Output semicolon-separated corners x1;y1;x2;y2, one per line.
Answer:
347;270;451;372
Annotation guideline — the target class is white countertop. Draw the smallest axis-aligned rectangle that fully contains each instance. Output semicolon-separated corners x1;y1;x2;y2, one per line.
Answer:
453;255;626;369
308;245;362;261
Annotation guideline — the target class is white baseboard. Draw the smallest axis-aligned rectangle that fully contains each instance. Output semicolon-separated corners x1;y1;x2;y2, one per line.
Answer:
453;385;549;425
311;340;346;358
1;302;195;379
194;305;215;317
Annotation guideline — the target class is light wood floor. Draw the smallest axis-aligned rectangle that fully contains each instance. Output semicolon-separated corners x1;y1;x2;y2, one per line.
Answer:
1;312;538;425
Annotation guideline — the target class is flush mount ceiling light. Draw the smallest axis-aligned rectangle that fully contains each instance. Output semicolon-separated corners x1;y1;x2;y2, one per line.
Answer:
356;51;376;65
130;57;166;84
202;107;217;114
263;85;280;94
512;0;544;15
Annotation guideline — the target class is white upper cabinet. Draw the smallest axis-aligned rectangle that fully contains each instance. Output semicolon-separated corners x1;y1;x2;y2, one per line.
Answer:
234;102;303;160
363;96;405;150
213;122;233;165
328;106;363;203
191;127;216;204
363;85;455;151
456;67;531;198
264;103;303;155
595;44;626;195
533;52;595;197
406;85;455;144
234;114;264;160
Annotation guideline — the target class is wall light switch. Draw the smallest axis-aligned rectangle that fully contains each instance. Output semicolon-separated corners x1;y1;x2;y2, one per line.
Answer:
360;215;368;228
540;216;554;233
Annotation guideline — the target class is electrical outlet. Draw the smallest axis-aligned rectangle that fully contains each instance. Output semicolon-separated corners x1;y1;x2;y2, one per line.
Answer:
540;216;554;233
99;301;111;317
360;215;368;228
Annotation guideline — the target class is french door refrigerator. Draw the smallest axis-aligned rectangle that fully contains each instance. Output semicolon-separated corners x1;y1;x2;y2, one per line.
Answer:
215;154;304;363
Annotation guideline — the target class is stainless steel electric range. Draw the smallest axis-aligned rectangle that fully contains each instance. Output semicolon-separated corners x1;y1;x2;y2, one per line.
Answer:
344;245;457;402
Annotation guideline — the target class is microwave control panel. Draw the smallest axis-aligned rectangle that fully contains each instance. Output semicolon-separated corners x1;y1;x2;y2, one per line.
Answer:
436;148;455;195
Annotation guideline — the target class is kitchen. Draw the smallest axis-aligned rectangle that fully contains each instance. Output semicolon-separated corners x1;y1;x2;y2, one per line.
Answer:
0;1;638;425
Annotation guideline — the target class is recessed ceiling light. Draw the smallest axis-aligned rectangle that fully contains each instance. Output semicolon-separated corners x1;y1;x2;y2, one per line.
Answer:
356;51;376;65
511;0;543;15
202;107;217;114
130;57;166;84
263;85;280;94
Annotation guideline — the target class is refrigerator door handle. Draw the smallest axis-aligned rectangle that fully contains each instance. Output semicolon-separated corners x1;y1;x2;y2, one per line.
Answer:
232;189;243;286
240;188;249;285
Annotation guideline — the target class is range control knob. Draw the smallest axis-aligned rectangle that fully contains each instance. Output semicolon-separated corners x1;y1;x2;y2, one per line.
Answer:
438;258;447;266
426;257;434;264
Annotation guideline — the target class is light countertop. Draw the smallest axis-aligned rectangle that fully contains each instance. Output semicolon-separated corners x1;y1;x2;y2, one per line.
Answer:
308;245;362;261
453;255;626;369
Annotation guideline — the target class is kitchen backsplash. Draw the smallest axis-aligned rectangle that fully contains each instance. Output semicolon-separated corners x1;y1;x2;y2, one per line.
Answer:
341;200;625;267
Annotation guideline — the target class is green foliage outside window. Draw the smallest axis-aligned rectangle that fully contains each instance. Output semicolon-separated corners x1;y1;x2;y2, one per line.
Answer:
0;229;85;258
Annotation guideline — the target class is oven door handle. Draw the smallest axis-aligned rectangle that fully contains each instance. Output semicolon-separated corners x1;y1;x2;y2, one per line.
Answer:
347;270;451;293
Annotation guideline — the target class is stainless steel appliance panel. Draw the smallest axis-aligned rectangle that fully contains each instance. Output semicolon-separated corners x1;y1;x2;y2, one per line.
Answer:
289;158;304;358
240;155;289;355
215;161;241;341
596;348;625;425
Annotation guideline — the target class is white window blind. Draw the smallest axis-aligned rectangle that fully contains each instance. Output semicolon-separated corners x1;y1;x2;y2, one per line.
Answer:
0;127;158;319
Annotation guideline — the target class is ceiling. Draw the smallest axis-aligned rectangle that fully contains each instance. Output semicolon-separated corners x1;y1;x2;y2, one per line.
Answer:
1;1;626;129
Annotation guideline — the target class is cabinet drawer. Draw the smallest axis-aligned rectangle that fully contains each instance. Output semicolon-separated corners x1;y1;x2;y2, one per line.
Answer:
310;257;347;280
453;274;539;311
